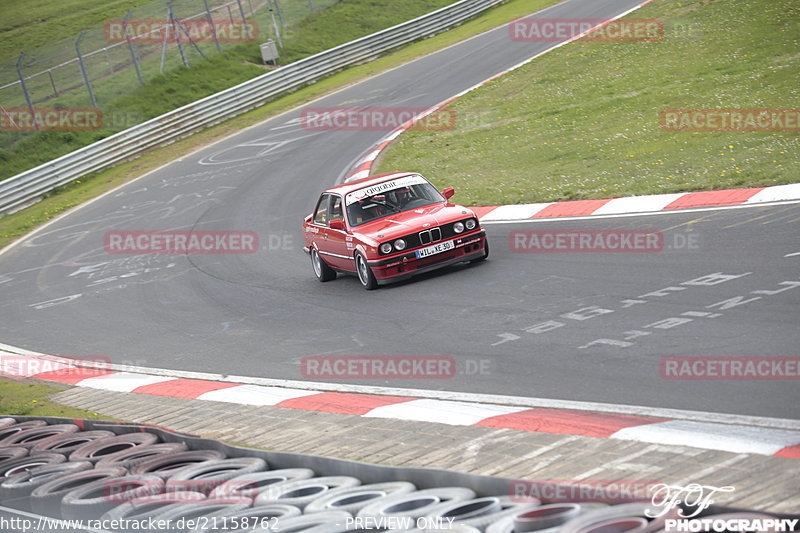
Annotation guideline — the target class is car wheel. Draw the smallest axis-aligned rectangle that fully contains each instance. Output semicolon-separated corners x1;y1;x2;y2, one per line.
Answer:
311;247;336;282
471;239;489;263
355;252;377;290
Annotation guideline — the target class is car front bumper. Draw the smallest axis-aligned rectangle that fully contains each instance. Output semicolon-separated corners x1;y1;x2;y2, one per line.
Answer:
367;231;487;285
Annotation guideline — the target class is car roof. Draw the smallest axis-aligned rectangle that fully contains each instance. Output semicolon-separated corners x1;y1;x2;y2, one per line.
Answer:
322;172;420;197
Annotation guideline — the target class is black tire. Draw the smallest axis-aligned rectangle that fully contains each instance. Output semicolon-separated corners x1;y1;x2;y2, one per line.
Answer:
0;461;93;511
0;424;80;449
30;430;115;456
253;476;360;510
69;433;160;463
311;247;337;282
166;457;268;495
471;239;489;263
209;468;315;499
304;481;416;515
101;492;206;522
60;474;165;519
0;452;67;483
355;252;378;290
151;498;253;531
425;496;541;530
30;466;127;518
188;504;302;533
358;487;475;519
0;446;29;463
96;442;188;469
252;510;352;533
0;420;47;442
130;450;226;479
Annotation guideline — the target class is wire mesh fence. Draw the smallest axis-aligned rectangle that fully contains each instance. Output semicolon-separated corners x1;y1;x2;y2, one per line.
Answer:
0;0;339;133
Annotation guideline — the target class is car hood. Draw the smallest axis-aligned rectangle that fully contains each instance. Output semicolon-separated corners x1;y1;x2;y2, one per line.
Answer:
353;203;475;241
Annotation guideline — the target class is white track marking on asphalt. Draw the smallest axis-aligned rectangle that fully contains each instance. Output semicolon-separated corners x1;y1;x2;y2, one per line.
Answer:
76;372;175;392
2;344;798;432
611;421;800;455
482;199;800;225
198;384;319;406
785;252;800;257
362;399;529;426
592;193;686;215
480;203;552;221
745;183;800;204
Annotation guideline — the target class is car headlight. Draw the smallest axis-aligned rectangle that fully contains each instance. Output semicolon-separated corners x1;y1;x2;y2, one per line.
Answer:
453;222;465;234
380;243;393;254
394;239;407;251
466;218;477;230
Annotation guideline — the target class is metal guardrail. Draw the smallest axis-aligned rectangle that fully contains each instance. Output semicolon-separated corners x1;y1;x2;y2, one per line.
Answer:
0;0;505;216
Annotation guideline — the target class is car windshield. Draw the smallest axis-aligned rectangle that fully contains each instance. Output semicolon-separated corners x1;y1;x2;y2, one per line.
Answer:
345;175;445;226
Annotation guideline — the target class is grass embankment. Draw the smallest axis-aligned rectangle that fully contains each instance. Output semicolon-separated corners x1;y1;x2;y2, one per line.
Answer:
0;0;563;248
0;378;108;419
376;0;800;206
0;0;155;60
0;0;457;181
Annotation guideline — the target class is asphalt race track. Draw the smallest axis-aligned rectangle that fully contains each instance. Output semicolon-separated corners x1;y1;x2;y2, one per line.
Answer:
1;0;798;420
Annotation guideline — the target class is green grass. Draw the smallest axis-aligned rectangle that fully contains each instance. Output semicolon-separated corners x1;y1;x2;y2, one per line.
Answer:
0;0;563;249
376;0;800;206
0;378;110;419
0;0;157;61
0;0;458;181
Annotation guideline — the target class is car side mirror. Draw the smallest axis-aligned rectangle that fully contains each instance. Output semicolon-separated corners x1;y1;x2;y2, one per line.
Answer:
442;187;455;200
329;219;346;231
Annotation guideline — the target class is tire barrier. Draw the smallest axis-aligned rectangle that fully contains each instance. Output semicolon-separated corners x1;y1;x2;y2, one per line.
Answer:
304;482;417;515
0;451;67;482
69;433;160;463
165;457;268;495
29;465;128;517
208;468;316;500
0;416;792;533
0;461;93;511
0;423;80;449
128;450;227;479
30;430;116;455
95;442;189;469
253;476;361;510
187;504;303;533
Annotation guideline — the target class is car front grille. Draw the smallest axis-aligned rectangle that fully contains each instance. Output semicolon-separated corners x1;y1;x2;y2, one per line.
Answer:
419;227;442;245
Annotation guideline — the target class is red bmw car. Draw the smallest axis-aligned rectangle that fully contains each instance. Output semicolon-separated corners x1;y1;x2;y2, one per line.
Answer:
302;172;489;289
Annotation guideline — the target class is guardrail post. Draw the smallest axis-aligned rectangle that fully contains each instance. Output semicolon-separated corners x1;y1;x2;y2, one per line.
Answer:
16;53;39;131
75;33;98;108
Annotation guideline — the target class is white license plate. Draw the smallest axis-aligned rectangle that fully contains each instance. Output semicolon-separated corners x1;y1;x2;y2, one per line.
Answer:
415;240;454;258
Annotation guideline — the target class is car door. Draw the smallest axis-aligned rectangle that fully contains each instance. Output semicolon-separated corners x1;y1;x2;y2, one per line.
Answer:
324;194;354;271
310;194;352;271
